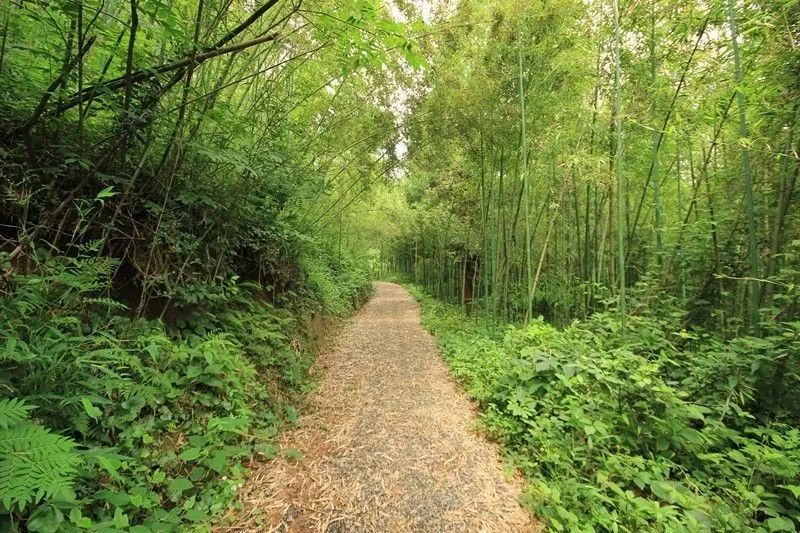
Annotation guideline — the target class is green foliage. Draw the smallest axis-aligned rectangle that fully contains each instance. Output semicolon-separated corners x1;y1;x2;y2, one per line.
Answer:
0;400;79;513
300;249;374;316
0;256;369;530
0;0;389;526
393;4;800;527
0;399;35;429
413;286;800;532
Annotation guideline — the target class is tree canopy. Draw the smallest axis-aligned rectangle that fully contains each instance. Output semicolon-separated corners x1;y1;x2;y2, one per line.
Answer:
1;0;799;530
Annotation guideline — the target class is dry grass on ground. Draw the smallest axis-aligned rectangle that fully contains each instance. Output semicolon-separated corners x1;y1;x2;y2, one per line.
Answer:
223;282;538;532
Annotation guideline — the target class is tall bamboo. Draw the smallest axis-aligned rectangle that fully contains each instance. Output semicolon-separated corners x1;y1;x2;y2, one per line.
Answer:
650;5;663;264
726;0;759;329
612;0;626;326
518;29;533;324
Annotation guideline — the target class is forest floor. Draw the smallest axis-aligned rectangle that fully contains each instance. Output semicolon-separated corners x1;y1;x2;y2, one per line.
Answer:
225;282;537;532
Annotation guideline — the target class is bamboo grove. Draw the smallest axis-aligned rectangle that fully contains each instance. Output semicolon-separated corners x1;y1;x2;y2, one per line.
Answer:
2;0;800;529
387;0;800;528
0;0;415;529
0;0;419;307
392;0;799;333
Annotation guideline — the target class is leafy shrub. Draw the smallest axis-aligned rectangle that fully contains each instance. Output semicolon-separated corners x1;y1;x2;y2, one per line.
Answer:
299;248;373;317
0;255;360;531
413;286;800;532
0;399;80;520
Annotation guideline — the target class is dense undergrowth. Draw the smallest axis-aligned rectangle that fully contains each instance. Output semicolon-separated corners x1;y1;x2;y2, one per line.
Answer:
0;253;372;532
0;0;397;529
390;1;800;528
410;285;800;532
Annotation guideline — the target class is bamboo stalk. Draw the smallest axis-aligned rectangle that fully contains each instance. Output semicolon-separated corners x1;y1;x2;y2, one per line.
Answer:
612;0;626;326
518;28;533;324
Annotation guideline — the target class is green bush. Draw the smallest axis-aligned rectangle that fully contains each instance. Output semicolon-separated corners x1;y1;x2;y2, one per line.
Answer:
299;248;374;317
0;255;359;531
413;287;800;532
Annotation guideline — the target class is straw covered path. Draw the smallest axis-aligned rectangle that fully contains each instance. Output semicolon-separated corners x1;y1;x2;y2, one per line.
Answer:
229;282;537;532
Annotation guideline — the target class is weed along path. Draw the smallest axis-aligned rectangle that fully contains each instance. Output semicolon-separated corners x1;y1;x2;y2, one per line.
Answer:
228;282;537;532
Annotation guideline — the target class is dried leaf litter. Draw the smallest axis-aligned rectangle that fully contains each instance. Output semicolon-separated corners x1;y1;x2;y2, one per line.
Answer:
224;282;538;532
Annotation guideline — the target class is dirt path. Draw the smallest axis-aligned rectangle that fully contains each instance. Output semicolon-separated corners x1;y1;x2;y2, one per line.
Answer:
229;282;537;532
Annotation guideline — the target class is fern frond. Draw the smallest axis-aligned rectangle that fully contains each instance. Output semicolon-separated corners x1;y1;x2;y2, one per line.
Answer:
0;423;79;511
82;297;129;311
0;398;35;429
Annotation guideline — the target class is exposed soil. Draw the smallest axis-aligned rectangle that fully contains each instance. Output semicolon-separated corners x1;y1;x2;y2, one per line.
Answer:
226;282;538;532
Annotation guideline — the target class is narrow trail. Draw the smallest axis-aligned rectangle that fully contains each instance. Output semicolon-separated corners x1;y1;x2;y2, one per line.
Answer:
230;282;537;532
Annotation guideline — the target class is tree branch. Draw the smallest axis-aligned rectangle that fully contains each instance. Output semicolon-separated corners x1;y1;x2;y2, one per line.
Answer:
54;0;290;115
55;32;279;114
16;35;96;133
